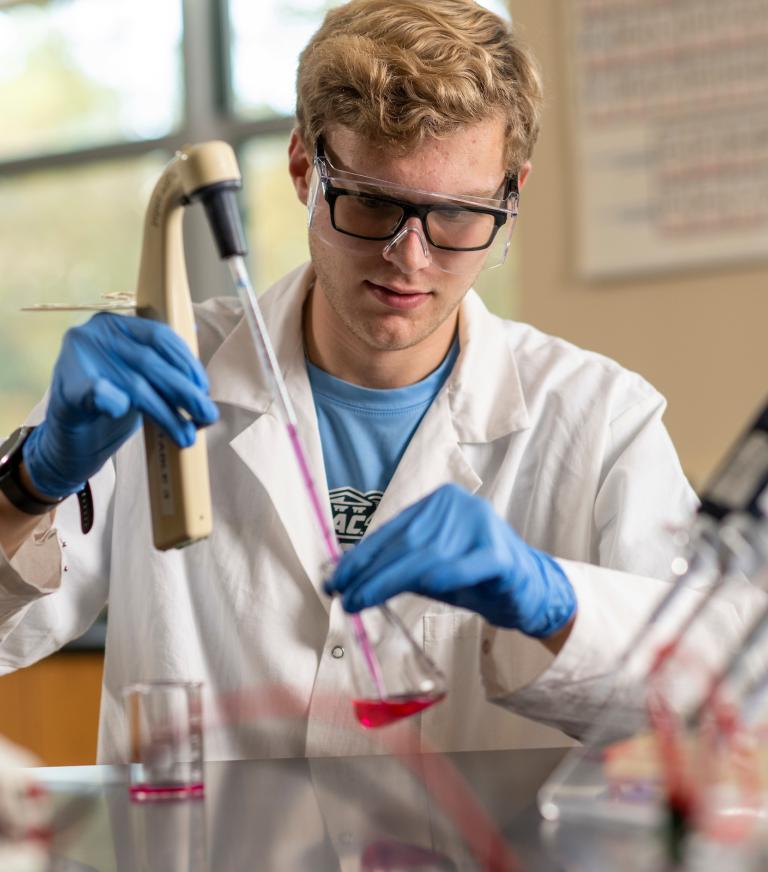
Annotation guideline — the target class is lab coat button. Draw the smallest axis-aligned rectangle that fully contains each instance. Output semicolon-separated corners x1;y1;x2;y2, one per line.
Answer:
330;645;345;659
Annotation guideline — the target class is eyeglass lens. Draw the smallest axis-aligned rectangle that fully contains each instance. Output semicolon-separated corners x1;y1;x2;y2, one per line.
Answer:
332;194;498;251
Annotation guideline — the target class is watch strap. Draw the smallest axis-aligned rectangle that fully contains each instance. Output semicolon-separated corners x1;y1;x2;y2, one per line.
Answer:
0;427;94;533
76;481;94;535
2;458;63;516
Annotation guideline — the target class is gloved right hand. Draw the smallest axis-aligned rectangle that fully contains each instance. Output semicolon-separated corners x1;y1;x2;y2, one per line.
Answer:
22;312;219;500
325;483;576;639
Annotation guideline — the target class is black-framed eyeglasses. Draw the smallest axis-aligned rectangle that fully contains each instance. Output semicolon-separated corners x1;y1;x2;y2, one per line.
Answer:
314;137;519;253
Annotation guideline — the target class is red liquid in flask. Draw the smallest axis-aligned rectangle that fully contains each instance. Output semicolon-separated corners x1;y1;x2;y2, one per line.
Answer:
354;692;446;728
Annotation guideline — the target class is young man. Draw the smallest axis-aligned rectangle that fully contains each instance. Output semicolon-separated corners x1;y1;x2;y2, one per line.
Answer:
0;1;722;761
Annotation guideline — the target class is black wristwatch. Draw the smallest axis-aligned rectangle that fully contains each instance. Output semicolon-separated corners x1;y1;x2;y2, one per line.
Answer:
0;427;94;533
0;427;62;515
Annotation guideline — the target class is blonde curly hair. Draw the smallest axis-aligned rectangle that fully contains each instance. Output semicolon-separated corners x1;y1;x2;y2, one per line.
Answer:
296;0;543;172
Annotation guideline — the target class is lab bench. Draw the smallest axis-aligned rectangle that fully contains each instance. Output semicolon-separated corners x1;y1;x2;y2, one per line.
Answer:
30;746;707;871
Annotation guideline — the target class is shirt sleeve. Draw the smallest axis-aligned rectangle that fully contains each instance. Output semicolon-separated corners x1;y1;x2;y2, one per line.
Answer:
0;456;115;673
479;384;754;738
482;556;763;740
592;390;699;577
480;561;677;737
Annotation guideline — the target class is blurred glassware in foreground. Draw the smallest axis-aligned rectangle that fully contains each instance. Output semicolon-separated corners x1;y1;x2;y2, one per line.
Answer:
124;680;205;803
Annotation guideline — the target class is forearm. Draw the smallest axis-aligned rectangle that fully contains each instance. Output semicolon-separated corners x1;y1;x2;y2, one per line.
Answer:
0;465;56;560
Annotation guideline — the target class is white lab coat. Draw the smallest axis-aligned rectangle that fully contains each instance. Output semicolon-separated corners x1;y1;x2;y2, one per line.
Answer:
0;262;715;762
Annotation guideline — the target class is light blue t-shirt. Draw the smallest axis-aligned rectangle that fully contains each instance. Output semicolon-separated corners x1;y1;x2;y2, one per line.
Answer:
307;338;459;547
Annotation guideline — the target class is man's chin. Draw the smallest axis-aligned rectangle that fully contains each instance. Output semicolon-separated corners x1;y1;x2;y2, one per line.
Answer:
351;315;434;353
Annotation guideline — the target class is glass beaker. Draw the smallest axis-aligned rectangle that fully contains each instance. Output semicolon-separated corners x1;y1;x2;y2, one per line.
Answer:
124;680;205;802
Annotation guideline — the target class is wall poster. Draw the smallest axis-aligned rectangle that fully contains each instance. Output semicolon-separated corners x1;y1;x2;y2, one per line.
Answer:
567;0;768;278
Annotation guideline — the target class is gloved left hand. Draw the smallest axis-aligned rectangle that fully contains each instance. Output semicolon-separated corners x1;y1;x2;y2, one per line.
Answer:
325;483;576;639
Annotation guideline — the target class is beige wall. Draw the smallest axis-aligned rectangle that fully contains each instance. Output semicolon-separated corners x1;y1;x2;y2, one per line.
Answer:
510;1;767;490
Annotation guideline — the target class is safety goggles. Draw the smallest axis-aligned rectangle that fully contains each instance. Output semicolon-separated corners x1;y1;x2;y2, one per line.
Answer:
307;137;519;275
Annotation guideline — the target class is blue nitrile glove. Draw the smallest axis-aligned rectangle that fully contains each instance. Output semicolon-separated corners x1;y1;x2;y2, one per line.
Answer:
23;312;219;499
324;483;576;638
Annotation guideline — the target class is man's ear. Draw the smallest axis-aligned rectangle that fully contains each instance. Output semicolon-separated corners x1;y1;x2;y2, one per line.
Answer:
517;160;532;190
288;129;312;205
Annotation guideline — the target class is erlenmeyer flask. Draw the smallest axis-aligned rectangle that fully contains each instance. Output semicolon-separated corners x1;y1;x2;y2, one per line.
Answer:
345;605;448;728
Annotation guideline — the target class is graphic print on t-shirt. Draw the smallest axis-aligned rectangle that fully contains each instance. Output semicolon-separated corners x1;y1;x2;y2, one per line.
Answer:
330;486;383;547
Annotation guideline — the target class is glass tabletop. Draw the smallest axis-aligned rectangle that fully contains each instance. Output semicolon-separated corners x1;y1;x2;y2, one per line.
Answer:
29;746;768;871
33;748;570;871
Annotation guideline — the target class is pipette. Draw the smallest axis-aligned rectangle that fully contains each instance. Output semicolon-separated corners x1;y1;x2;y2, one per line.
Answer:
226;257;448;722
226;256;386;697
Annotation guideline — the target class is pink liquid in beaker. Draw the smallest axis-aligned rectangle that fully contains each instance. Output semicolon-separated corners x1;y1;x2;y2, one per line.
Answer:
353;692;446;728
129;782;205;802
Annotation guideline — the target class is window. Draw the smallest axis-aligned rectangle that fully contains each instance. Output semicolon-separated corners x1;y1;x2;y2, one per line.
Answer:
0;0;184;435
0;0;518;437
0;0;183;160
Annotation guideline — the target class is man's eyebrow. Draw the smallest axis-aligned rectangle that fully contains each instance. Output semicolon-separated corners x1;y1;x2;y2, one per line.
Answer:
428;178;509;201
325;146;507;201
353;179;508;202
463;181;507;199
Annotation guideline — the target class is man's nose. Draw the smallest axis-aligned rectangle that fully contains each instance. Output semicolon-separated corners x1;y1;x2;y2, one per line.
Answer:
382;218;432;273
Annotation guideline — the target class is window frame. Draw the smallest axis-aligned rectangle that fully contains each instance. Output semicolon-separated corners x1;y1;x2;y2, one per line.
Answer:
0;0;297;301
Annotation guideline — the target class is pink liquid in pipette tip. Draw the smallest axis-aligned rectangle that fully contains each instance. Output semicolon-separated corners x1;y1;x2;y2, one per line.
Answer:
287;423;339;560
287;422;386;696
231;261;386;698
354;692;446;728
129;782;205;802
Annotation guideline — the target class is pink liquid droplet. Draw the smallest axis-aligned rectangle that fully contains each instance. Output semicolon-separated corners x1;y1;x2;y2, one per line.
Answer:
361;840;454;870
353;692;446;728
129;782;205;802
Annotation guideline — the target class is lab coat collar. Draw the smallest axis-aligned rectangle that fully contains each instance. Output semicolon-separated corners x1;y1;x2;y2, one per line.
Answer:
206;261;531;442
206;262;313;413
207;264;331;611
363;290;531;532
449;289;530;441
